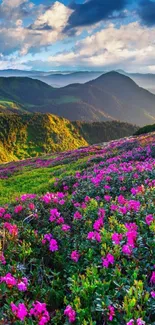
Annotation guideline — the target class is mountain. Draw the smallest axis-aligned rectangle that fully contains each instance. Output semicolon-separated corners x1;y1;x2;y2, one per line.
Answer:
0;113;138;162
0;72;155;125
0;69;103;87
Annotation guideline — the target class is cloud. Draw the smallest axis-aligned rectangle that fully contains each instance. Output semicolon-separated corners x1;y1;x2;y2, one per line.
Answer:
139;0;155;26
44;22;155;72
65;0;127;31
0;1;73;55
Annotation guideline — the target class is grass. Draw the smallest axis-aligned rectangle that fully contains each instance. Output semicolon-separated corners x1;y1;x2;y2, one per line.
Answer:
0;156;89;204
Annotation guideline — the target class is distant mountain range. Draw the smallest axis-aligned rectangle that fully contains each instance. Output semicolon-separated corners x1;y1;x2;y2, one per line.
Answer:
0;72;155;126
0;113;138;163
1;69;155;94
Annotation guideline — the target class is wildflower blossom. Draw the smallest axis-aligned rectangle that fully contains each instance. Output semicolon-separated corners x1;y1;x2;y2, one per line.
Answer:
71;250;80;262
108;305;115;321
145;214;154;225
14;205;23;213
11;302;28;321
49;239;58;252
64;305;76;323
30;301;50;325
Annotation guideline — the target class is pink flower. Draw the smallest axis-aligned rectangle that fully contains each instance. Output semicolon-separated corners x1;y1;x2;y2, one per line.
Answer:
122;244;132;256
98;208;105;218
49;239;58;252
145;214;154;225
112;233;123;245
11;302;28;321
1;273;16;287
49;208;61;222
4;222;18;236
104;195;111;202
150;271;155;285
127;320;134;325
108;305;115;321
56;217;64;224
64;305;76;323
30;301;50;324
14;205;23;214
17;278;28;291
62;224;71;232
93;218;104;231
74;211;82;220
136;319;145;325
151;291;155;298
0;207;5;215
4;213;11;220
102;253;114;268
29;203;35;210
87;231;101;242
71;250;80;262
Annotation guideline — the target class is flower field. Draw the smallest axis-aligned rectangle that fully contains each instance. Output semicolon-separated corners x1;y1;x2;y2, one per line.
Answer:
0;133;155;325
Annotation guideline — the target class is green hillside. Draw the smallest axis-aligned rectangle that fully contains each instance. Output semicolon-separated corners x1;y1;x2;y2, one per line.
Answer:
73;120;138;144
0;113;87;162
0;113;138;163
134;123;155;135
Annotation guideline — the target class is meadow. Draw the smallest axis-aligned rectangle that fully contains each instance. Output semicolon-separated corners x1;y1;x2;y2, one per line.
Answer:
0;132;155;325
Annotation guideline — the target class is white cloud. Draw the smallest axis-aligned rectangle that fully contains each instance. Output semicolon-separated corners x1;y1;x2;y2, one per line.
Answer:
46;22;155;72
33;1;73;31
0;1;73;56
2;0;28;8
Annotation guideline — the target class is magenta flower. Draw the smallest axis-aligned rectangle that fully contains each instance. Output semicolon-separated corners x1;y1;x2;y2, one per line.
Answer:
127;320;134;325
62;224;71;232
29;203;35;210
93;218;104;231
49;208;61;222
145;214;154;225
49;239;58;252
71;250;80;262
14;205;23;213
136;319;145;325
3;213;11;220
108;305;115;321
102;253;114;268
104;195;111;202
64;305;76;323
74;211;82;220
151;291;155;298
17;278;28;291
87;231;101;242
122;244;132;256
11;302;28;321
4;222;18;236
150;271;155;285
1;273;16;287
112;233;123;245
30;301;50;324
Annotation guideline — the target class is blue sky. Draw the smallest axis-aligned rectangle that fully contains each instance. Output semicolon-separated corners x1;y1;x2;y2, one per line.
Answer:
0;0;155;72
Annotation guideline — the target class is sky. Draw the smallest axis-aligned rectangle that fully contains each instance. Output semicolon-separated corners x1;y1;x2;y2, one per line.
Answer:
0;0;155;72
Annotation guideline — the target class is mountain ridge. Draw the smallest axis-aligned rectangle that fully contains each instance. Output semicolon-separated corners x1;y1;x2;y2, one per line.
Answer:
0;72;155;125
